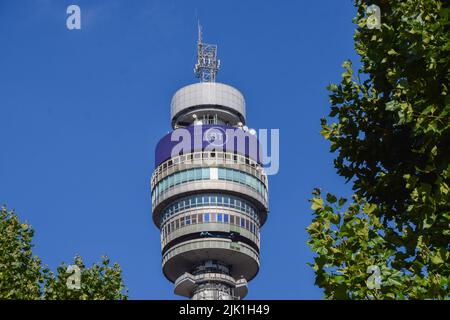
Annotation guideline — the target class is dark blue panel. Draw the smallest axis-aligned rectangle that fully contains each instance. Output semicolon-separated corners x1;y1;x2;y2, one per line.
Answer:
155;125;261;168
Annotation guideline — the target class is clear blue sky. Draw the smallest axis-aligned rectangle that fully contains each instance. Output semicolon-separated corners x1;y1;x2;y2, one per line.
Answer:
0;0;359;299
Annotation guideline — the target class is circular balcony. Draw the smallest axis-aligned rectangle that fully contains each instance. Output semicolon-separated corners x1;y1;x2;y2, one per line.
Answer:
162;238;259;283
151;152;269;227
152;179;268;227
160;212;261;253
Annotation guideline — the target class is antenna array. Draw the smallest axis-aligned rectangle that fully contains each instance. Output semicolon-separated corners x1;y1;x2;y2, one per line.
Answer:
194;22;220;82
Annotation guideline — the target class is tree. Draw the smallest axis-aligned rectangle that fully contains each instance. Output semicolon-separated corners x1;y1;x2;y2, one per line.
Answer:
0;207;44;299
0;206;128;299
307;0;449;299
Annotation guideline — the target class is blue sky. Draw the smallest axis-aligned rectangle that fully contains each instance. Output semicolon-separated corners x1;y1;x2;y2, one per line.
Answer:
0;0;359;299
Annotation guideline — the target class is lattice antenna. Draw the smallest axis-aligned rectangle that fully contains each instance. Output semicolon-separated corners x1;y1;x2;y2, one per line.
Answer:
194;22;220;82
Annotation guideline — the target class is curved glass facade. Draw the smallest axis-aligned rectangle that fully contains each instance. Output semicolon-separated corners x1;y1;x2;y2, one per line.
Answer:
153;168;210;199
218;168;265;195
160;193;259;225
152;167;267;201
161;211;260;241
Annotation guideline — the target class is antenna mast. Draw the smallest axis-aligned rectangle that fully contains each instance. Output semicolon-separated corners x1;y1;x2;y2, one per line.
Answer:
194;22;220;82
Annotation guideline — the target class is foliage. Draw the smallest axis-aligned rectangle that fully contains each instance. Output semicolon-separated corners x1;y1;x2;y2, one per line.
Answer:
0;207;44;299
308;190;448;299
44;255;128;300
0;206;128;300
307;0;449;299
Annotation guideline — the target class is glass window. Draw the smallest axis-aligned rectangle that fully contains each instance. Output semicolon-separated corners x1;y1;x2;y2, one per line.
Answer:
224;214;229;223
225;169;232;180
217;213;222;222
185;215;191;225
192;215;197;224
180;171;187;183
180;216;185;227
162;178;171;190
218;168;226;179
240;218;245;227
160;193;258;223
173;172;180;185
230;215;235;224
198;213;203;223
196;168;202;179
211;213;216;222
248;175;254;188
175;219;180;229
204;213;210;222
238;171;244;183
237;171;247;184
229;170;236;182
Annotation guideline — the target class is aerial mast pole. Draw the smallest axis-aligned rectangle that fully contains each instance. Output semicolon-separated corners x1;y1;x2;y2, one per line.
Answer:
194;22;220;82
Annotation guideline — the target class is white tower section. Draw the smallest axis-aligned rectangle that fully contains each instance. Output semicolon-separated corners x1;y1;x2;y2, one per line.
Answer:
171;82;246;128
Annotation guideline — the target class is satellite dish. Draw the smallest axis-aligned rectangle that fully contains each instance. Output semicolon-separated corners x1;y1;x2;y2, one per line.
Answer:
237;122;243;127
243;126;248;132
195;120;203;125
192;114;197;119
249;128;256;135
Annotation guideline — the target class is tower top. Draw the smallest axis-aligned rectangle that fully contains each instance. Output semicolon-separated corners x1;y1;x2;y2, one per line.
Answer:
194;22;220;82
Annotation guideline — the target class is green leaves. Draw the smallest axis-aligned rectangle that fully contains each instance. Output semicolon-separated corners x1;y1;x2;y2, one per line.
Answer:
326;193;338;204
43;255;128;300
430;252;444;265
311;198;324;211
307;191;399;299
0;207;128;300
341;60;354;84
307;0;450;300
387;49;399;56
363;203;377;215
0;207;43;299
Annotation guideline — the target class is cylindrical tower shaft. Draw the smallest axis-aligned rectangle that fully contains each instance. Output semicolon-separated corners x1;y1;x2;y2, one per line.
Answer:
151;27;268;300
